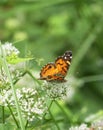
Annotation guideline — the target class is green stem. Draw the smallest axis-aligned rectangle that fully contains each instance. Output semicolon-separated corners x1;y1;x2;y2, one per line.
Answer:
48;109;60;130
7;101;19;128
48;100;53;110
43;100;53;119
43;100;60;129
25;120;28;129
26;70;42;85
2;106;5;123
54;100;73;123
0;43;25;130
13;71;27;85
82;74;103;83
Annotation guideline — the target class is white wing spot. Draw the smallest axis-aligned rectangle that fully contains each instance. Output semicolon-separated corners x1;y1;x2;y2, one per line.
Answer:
70;56;72;59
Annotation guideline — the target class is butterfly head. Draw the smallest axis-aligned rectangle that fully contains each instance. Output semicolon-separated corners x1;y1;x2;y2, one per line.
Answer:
63;51;72;63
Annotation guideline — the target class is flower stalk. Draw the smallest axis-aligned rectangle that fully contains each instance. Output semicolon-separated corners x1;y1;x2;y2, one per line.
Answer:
6;101;19;128
2;106;5;123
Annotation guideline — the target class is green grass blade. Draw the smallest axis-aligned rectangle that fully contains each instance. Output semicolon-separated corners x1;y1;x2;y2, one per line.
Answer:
0;42;25;130
70;18;103;75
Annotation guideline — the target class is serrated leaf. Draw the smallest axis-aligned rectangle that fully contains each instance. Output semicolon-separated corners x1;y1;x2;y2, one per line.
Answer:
6;56;33;64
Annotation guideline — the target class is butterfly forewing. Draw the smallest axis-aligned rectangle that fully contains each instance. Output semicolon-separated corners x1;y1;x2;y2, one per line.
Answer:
55;57;68;77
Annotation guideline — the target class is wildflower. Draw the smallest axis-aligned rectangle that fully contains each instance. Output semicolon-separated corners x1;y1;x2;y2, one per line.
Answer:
69;123;90;130
0;89;14;106
42;81;68;99
41;76;83;100
0;63;24;90
1;42;20;57
0;87;47;121
91;119;103;130
0;69;9;89
0;42;25;89
8;63;25;82
17;87;47;121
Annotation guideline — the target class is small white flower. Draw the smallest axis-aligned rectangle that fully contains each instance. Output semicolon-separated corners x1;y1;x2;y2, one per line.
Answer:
69;123;89;130
0;89;14;106
0;42;24;90
0;69;9;89
42;81;68;99
91;119;103;130
0;87;47;121
17;87;47;121
1;42;20;56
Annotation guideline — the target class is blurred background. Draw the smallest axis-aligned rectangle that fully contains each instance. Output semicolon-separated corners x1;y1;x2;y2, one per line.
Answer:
0;0;103;126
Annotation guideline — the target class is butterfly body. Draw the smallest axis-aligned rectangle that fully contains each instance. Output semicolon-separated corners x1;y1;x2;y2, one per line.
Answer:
39;51;72;82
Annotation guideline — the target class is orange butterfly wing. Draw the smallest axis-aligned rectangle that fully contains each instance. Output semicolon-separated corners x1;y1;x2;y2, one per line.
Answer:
40;51;72;81
40;63;58;80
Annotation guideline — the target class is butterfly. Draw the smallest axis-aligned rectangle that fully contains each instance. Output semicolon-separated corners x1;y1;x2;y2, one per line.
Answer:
39;51;72;82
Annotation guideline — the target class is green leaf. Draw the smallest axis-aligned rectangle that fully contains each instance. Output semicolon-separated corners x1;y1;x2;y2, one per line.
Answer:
6;55;33;64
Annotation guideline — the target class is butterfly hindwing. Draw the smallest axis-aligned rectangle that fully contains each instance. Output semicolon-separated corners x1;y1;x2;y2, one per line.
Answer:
40;63;57;80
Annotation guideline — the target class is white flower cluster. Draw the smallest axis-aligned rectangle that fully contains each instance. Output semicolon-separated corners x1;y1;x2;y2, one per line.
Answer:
17;87;47;121
0;89;14;106
0;65;23;89
91;119;103;130
42;81;67;99
69;120;103;130
0;42;24;89
69;123;90;130
0;87;47;121
0;69;9;89
8;63;24;83
1;42;20;56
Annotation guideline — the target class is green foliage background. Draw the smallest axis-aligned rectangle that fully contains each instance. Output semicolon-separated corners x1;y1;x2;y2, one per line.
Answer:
0;0;103;129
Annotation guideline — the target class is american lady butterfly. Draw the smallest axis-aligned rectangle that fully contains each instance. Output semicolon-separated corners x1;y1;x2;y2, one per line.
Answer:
39;51;72;82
